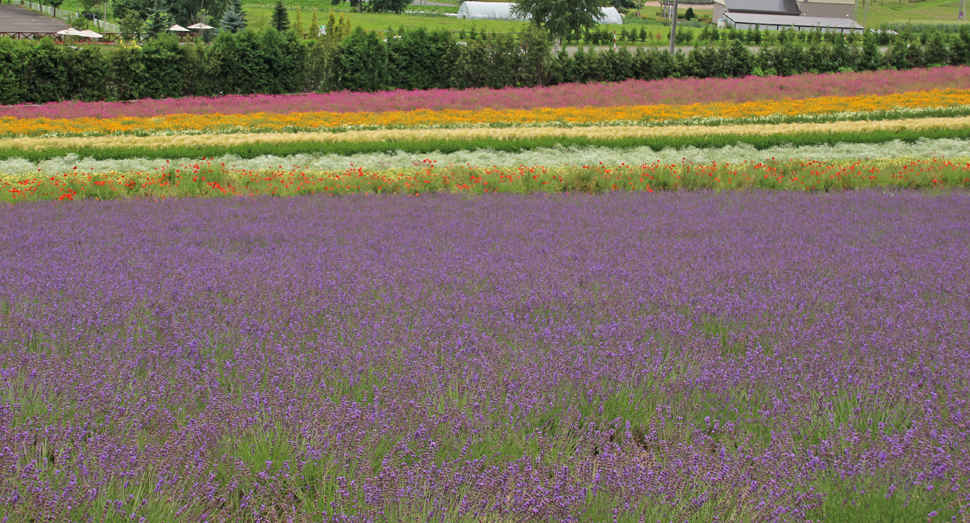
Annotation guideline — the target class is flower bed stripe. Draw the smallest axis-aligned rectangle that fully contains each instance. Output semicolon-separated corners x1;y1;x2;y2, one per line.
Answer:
5;138;967;178
3;90;970;138
3;67;968;120
4;115;969;153
3;125;970;163
5;157;969;202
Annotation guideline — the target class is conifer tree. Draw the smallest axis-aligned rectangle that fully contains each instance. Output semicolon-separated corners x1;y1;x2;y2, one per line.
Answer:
220;4;245;32
325;9;336;37
293;6;303;37
142;0;172;39
309;9;319;38
270;0;290;32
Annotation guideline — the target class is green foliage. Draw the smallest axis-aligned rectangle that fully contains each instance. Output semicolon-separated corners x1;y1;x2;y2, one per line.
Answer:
0;28;967;104
512;0;607;44
119;11;144;40
270;0;290;32
0;39;25;106
137;35;186;98
449;27;553;89
369;0;410;14
22;39;70;104
211;29;266;94
142;0;172;40
387;27;456;90
260;28;308;93
183;43;219;96
65;46;110;101
220;3;247;33
113;0;153;20
47;0;64;17
338;27;389;91
79;0;105;15
308;9;319;37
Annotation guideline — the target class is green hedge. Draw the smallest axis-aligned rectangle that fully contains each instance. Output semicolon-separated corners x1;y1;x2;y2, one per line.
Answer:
1;25;970;105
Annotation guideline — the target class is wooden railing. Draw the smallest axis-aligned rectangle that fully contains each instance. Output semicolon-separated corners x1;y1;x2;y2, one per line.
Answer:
0;32;196;43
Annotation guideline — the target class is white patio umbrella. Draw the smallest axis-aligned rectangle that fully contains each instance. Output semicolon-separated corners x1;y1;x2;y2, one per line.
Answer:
78;30;103;39
167;24;190;32
186;22;214;30
55;28;86;37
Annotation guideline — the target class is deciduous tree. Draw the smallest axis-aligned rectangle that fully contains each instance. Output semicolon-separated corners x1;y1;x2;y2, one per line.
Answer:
511;0;606;50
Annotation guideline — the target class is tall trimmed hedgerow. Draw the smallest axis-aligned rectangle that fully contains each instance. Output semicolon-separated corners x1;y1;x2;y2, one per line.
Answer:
0;39;26;106
338;27;388;92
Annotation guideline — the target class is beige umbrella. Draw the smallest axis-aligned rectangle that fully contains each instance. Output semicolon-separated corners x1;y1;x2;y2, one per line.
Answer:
55;28;86;37
167;24;190;32
78;30;103;39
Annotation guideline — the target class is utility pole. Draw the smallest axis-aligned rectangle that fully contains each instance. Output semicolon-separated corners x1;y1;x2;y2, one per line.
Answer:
668;0;679;54
863;0;869;28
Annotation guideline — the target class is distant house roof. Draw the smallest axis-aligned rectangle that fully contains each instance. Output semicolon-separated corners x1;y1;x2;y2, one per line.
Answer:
724;12;863;30
456;2;623;24
724;0;800;15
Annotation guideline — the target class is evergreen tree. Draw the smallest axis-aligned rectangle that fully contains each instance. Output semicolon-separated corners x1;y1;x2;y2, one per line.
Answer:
293;6;303;37
271;0;290;32
119;10;144;40
337;13;351;39
325;10;336;37
309;9;319;38
220;4;246;32
143;0;172;39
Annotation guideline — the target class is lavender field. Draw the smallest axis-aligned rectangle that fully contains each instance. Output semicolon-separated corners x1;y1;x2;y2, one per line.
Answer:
1;192;968;522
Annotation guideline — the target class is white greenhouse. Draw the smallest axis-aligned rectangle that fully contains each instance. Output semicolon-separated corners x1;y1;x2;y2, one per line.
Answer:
457;2;622;25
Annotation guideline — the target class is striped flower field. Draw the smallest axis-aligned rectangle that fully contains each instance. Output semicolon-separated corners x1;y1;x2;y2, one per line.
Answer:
1;68;970;522
0;67;968;202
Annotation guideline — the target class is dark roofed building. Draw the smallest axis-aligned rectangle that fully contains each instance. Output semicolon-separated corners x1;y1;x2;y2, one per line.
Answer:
724;12;863;33
713;0;857;30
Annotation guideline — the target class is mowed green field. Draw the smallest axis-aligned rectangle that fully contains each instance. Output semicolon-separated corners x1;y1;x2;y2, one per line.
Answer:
859;0;969;26
47;0;970;35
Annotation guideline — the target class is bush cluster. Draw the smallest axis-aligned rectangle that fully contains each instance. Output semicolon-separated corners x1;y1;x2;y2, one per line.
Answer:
2;25;970;104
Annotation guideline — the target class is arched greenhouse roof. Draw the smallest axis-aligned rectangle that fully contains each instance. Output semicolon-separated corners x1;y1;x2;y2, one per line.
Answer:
597;7;623;25
457;2;623;24
457;2;529;21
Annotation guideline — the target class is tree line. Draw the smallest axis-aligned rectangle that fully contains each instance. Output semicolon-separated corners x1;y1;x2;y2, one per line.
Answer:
1;25;969;105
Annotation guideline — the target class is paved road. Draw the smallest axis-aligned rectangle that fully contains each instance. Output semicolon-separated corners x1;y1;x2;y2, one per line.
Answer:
411;0;455;6
561;45;730;55
640;1;714;9
0;4;67;32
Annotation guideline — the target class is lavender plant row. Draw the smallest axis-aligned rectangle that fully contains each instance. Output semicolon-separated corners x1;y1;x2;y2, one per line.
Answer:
1;193;968;522
3;138;968;178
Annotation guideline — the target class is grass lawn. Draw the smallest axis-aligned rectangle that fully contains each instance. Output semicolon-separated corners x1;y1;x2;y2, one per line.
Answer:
29;0;970;31
857;0;969;26
241;2;702;45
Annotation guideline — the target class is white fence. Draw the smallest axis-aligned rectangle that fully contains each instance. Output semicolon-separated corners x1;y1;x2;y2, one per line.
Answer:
10;0;121;32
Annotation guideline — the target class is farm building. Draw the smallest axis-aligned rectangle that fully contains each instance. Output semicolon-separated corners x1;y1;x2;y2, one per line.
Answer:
457;2;623;24
712;0;855;19
723;12;863;33
712;0;861;33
